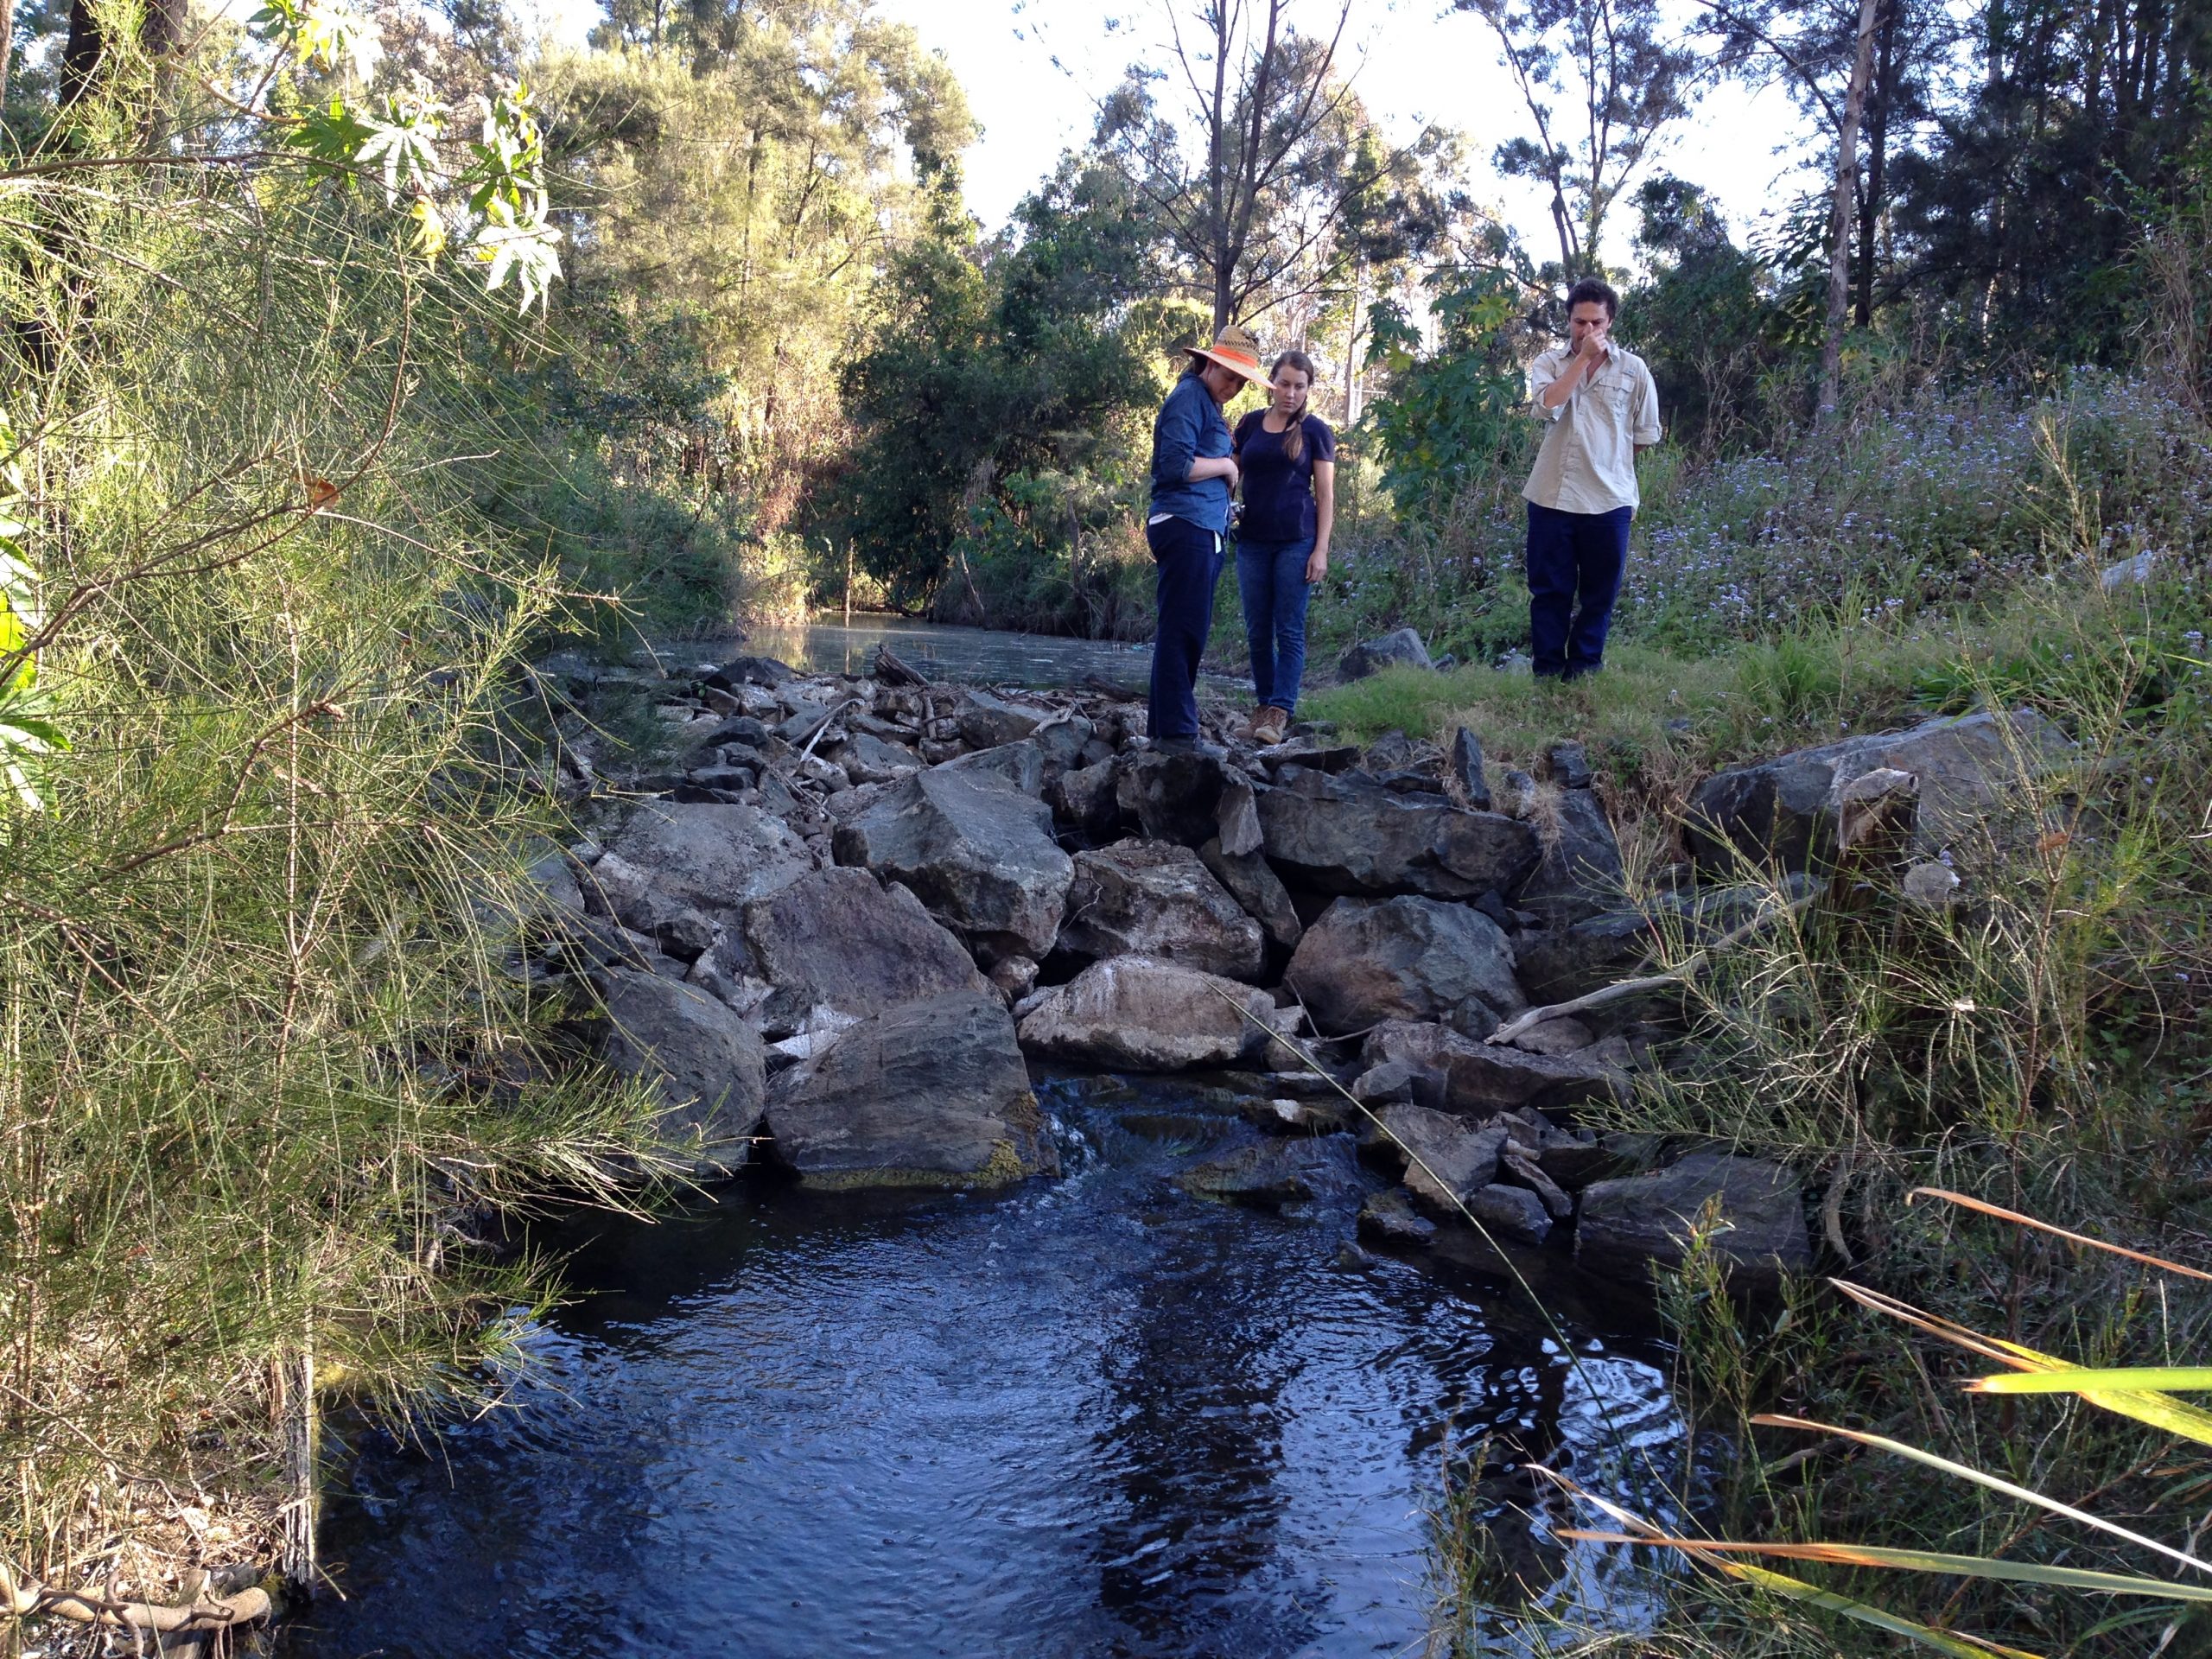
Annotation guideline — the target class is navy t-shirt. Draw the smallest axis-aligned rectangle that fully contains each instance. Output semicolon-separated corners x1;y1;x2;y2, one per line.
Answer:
1232;410;1337;543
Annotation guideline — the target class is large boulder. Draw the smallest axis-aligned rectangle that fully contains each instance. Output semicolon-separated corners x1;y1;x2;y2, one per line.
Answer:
939;739;1047;797
607;801;814;918
1255;769;1537;899
592;969;767;1179
1510;787;1626;925
831;767;1074;957
1198;837;1304;952
1057;840;1267;981
1513;910;1654;1004
1288;897;1526;1038
1016;956;1281;1071
1052;756;1126;840
762;989;1055;1192
740;867;992;1034
1363;1020;1622;1116
1116;748;1234;847
1576;1153;1813;1287
1338;627;1433;681
1685;709;2075;878
955;689;1048;750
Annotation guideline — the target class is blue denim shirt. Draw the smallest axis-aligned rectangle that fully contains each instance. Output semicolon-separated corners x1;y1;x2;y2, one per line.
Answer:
1147;373;1232;533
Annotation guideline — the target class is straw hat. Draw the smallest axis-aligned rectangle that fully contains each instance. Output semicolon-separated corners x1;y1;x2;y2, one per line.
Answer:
1186;324;1268;384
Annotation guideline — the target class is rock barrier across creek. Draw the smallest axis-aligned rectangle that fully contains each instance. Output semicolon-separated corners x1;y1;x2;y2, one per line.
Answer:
521;644;2076;1288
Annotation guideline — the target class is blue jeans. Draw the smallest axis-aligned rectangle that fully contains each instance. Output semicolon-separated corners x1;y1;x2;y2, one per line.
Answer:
1236;536;1314;713
1146;515;1223;741
1526;501;1632;679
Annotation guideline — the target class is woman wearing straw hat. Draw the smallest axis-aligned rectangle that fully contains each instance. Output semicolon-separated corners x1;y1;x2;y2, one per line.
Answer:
1143;323;1268;752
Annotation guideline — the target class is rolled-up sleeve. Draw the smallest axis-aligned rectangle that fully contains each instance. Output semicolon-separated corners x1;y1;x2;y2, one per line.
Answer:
1632;361;1663;445
1528;351;1567;422
1152;380;1202;489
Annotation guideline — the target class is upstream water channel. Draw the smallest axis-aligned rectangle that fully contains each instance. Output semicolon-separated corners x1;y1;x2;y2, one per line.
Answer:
284;620;1691;1659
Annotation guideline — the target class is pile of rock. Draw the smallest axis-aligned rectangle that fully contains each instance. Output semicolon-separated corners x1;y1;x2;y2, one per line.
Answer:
519;639;2073;1286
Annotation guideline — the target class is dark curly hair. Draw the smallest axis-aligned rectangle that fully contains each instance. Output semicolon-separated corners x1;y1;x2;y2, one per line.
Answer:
1565;276;1618;320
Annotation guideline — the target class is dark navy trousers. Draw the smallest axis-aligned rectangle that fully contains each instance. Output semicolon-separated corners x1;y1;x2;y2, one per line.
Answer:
1525;500;1631;679
1146;514;1222;741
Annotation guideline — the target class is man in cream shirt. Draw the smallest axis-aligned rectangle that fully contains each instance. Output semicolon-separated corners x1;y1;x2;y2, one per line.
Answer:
1522;276;1662;680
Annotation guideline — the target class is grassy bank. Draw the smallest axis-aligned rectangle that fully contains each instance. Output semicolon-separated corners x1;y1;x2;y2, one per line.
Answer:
0;158;672;1621
1313;446;2212;1649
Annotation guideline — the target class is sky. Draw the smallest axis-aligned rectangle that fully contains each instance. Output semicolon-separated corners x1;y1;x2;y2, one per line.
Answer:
524;0;1822;274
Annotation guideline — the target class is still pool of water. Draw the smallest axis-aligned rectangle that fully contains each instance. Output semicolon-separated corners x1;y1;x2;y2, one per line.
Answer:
285;1077;1688;1659
693;615;1257;696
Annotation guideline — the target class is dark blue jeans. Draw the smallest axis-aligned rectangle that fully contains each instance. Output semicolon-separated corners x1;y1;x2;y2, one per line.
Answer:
1146;514;1223;741
1526;501;1632;679
1236;536;1315;713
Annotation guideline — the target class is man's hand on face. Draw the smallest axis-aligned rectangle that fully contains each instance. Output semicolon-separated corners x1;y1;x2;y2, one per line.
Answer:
1576;324;1610;365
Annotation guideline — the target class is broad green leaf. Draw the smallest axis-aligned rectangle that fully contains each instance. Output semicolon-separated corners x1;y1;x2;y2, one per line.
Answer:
1557;1530;2212;1600
1754;1415;2212;1576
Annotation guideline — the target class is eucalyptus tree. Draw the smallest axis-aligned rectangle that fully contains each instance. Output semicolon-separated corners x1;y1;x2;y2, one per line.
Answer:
1090;0;1440;336
1451;0;1702;276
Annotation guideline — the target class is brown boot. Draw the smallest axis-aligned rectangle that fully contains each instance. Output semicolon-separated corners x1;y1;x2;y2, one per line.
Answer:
1250;706;1291;746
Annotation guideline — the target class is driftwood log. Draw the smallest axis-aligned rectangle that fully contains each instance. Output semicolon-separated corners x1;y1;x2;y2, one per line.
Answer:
871;644;931;688
1;1560;271;1634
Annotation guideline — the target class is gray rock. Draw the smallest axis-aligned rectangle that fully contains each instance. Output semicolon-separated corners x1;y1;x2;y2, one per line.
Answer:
740;866;992;1036
831;767;1074;957
1058;840;1267;980
524;845;585;915
1178;1136;1359;1207
1513;911;1654;1004
1576;1152;1813;1287
762;989;1055;1192
988;954;1039;1001
608;800;815;919
537;911;664;974
1363;1020;1622;1116
1358;1188;1438;1244
1215;776;1264;857
938;739;1047;797
1287;896;1527;1039
1466;1182;1553;1244
1363;729;1416;771
842;730;921;785
1685;709;2076;878
1116;748;1232;846
1443;728;1491;812
1509;1016;1595;1056
1027;712;1097;779
1052;757;1125;839
1358;1104;1508;1215
1542;741;1593;789
1198;837;1304;953
592;968;767;1179
1351;1058;1425;1107
1255;769;1538;899
1903;860;1961;906
955;689;1048;750
706;655;797;690
1510;787;1626;925
1016;956;1280;1071
1338;627;1433;681
1240;1096;1354;1135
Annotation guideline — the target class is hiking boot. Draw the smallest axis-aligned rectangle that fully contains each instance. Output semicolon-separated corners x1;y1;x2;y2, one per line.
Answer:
1249;706;1291;746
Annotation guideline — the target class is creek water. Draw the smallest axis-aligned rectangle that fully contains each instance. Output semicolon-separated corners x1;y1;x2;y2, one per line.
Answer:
713;614;1162;690
287;1075;1688;1659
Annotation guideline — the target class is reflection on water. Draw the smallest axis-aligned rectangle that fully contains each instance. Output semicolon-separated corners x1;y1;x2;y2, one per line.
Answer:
721;616;1159;690
286;1077;1685;1659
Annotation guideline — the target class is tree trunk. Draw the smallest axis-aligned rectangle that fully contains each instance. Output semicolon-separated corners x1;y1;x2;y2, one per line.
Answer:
1855;0;1897;328
0;0;14;107
1821;0;1882;414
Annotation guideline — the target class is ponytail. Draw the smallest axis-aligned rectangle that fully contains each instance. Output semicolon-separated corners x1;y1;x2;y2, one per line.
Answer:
1270;349;1318;467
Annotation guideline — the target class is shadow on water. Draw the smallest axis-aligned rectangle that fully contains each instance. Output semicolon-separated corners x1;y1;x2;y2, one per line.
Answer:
283;1076;1688;1659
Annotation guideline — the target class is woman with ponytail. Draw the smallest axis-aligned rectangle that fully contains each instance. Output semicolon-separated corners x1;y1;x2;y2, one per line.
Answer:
1230;349;1336;746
